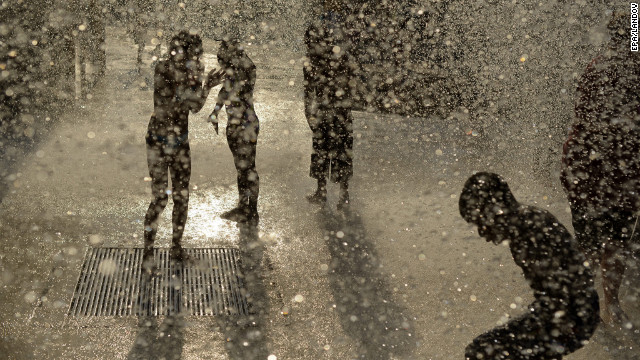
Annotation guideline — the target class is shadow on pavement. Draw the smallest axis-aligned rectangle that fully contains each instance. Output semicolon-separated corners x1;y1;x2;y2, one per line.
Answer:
317;208;418;359
0;115;57;203
127;314;185;360
216;223;271;359
128;268;185;360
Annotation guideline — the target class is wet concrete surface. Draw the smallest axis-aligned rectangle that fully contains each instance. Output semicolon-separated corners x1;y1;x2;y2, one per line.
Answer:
0;27;639;359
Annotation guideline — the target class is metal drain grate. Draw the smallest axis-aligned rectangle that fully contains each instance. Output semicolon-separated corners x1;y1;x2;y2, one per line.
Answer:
68;248;248;317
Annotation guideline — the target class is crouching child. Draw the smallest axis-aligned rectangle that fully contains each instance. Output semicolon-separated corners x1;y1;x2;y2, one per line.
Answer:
459;172;599;360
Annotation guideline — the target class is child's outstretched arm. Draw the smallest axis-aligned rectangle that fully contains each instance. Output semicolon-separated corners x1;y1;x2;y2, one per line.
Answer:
208;87;228;135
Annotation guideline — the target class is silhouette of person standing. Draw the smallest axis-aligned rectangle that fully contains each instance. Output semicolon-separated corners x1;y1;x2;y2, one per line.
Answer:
143;31;224;270
460;172;599;360
561;12;640;324
126;1;175;84
209;40;260;223
304;2;357;209
67;0;106;98
127;0;154;75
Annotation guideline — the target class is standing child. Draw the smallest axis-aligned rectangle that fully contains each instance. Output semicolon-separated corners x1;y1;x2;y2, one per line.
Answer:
303;5;357;209
209;40;260;223
144;31;224;270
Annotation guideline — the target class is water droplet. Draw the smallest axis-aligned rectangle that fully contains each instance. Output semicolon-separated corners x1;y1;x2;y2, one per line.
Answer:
89;234;103;245
24;291;37;304
98;259;117;276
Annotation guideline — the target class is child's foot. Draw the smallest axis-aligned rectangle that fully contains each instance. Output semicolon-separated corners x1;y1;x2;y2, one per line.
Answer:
306;190;327;204
221;206;249;223
142;251;158;277
602;304;630;327
170;245;193;266
142;265;158;278
243;206;259;225
337;191;349;210
337;199;350;211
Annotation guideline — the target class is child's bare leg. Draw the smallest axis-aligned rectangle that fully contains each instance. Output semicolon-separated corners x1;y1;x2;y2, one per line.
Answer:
601;240;629;324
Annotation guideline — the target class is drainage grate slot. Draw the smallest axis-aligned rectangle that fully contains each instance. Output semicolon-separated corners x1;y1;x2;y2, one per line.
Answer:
68;248;248;317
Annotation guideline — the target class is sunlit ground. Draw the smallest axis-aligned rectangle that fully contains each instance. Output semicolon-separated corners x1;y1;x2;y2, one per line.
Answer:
138;188;240;247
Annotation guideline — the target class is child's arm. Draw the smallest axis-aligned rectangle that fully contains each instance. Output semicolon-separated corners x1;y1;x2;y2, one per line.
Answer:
208;87;228;135
187;67;226;114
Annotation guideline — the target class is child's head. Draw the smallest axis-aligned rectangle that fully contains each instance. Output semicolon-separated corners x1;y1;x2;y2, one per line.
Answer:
459;172;519;244
217;39;243;69
169;31;202;64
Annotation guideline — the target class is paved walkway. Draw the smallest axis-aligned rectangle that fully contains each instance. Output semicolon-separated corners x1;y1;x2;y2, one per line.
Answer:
0;27;637;359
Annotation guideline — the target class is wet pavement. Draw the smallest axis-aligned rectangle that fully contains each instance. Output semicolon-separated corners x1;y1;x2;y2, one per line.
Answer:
1;27;639;359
